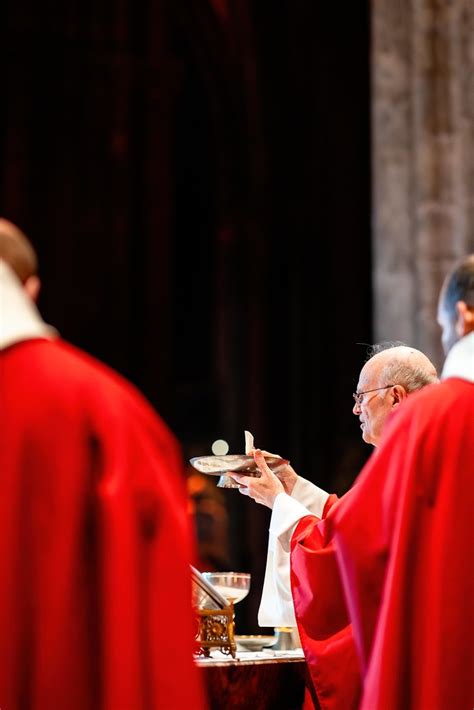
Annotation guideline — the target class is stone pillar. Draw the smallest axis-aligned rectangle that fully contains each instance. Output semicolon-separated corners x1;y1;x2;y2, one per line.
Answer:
372;0;474;370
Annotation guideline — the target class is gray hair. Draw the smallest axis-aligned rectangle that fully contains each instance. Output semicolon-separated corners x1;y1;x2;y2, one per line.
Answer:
379;360;438;392
366;341;439;393
365;341;407;359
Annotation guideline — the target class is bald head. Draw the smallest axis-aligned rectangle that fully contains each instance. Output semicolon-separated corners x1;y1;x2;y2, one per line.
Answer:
365;345;439;393
354;343;439;446
0;218;41;301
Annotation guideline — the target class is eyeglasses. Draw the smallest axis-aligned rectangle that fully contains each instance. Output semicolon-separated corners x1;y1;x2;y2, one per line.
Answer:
352;384;395;406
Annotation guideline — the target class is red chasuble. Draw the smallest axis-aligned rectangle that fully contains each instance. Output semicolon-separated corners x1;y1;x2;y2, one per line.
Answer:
0;339;207;710
291;496;361;710
331;378;474;710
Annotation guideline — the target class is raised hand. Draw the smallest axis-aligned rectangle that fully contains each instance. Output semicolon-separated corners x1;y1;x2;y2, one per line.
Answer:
230;449;285;508
247;447;298;496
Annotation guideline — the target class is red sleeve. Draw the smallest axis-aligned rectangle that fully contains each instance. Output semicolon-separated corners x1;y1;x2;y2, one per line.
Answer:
322;493;339;518
290;515;361;709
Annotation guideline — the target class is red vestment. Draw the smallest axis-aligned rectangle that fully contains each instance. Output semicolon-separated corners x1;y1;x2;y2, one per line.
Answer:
0;338;207;710
331;378;474;709
291;495;361;710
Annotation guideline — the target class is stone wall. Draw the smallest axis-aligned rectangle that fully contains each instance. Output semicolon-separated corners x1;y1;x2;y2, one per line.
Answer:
372;0;474;370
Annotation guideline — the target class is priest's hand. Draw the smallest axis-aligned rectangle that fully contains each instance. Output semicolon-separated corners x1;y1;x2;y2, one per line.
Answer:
247;447;298;496
230;449;285;508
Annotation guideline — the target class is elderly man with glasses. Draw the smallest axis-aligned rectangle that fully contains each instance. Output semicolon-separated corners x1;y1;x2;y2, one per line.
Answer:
352;343;438;447
232;343;438;710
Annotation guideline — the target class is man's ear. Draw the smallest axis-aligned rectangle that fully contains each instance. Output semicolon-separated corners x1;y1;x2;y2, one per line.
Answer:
391;384;408;408
456;300;474;336
24;274;41;302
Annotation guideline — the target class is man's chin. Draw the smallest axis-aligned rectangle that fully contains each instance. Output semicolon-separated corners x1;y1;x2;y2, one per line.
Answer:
362;431;374;446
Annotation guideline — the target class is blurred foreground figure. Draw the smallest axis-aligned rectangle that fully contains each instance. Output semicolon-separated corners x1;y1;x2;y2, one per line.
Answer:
0;219;206;710
330;254;474;709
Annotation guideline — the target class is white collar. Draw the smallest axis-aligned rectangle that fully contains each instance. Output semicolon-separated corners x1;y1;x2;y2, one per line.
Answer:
0;260;57;350
441;331;474;383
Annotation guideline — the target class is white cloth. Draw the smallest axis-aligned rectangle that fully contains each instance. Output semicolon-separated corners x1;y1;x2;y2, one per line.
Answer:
441;331;474;382
258;478;329;627
0;260;56;349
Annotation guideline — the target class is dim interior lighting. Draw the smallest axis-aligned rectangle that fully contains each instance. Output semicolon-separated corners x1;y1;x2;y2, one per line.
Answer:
211;439;229;456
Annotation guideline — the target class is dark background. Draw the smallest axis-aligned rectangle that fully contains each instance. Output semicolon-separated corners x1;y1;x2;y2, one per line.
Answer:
2;0;372;632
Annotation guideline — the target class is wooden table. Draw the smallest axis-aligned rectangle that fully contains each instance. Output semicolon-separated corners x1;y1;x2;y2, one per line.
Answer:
195;651;309;709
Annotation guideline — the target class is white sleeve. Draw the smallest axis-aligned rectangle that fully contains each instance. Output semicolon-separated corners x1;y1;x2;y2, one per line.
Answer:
257;479;330;628
291;476;330;516
258;492;318;627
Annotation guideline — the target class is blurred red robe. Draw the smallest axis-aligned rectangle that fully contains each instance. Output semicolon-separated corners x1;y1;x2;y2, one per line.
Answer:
331;375;474;709
0;337;207;710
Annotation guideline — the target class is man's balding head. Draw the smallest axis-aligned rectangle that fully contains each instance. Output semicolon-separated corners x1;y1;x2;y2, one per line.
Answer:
353;342;439;446
0;218;40;301
365;343;439;393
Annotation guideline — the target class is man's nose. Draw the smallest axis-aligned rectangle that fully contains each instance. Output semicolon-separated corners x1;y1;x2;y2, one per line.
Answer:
352;401;361;415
